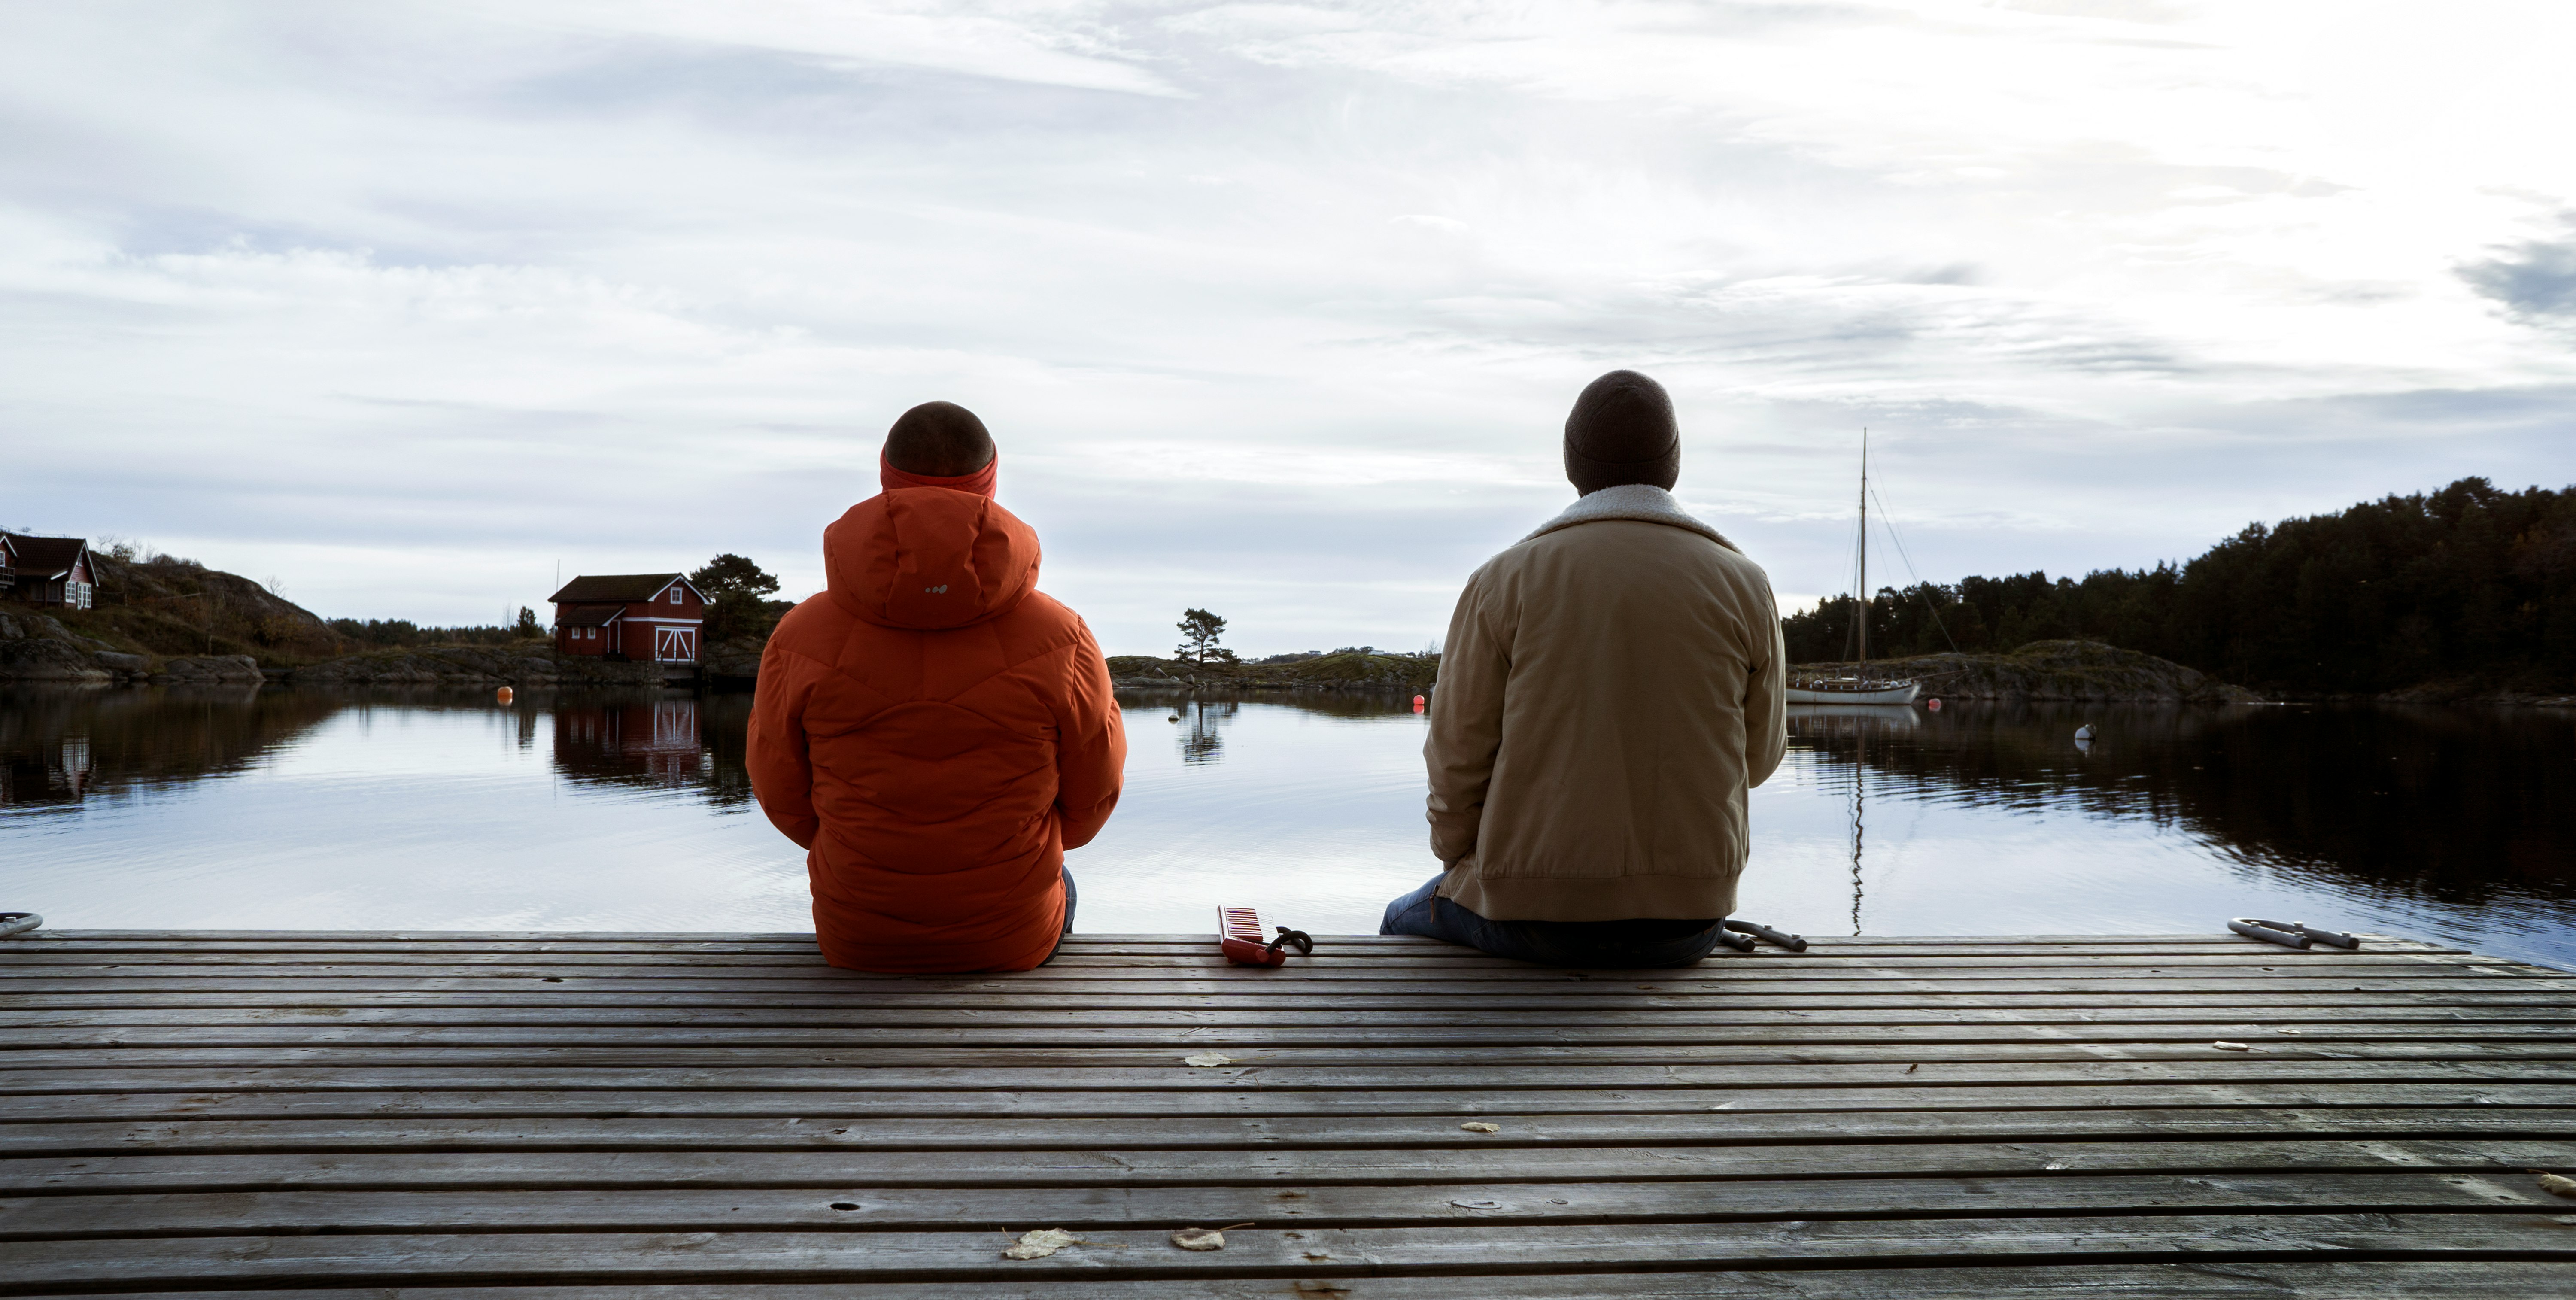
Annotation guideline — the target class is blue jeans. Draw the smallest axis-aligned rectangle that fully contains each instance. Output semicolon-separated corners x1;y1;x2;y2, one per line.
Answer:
1040;868;1077;966
1379;874;1727;968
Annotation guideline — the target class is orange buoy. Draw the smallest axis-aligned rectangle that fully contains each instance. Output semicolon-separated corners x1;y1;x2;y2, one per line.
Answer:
1413;695;1425;706
497;687;514;705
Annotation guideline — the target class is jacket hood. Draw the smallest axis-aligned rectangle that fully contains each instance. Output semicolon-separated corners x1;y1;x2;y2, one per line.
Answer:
824;489;1042;630
1520;483;1738;551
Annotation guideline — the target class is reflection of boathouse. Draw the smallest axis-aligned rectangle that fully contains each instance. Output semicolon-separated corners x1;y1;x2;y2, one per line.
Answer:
550;699;706;787
0;731;91;805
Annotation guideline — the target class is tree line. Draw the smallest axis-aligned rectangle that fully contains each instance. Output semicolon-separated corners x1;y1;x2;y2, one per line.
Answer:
1783;477;2576;693
327;554;792;650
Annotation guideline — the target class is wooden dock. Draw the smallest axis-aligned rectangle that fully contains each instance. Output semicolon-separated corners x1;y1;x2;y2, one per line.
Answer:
3;928;2573;1297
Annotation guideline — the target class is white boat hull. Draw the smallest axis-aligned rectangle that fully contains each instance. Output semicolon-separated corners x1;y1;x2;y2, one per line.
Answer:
1786;682;1920;706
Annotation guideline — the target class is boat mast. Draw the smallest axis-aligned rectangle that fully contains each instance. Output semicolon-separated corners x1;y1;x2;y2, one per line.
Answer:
1856;428;1868;673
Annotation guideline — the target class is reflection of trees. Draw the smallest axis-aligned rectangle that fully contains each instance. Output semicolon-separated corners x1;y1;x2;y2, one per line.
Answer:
1116;688;1416;722
0;685;762;814
695;694;755;808
1175;699;1238;765
1795;702;2576;911
1122;689;1417;768
0;686;339;808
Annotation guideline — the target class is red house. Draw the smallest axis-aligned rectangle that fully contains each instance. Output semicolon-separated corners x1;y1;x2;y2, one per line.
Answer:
1;533;95;609
547;573;706;663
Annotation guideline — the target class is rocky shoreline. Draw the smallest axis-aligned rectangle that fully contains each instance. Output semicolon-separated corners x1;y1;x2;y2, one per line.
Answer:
1107;652;1438;693
0;613;265;686
11;607;2564;706
0;611;768;689
286;635;769;686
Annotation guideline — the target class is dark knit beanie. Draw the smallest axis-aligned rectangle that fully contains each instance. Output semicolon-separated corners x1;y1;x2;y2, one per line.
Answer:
885;401;996;477
1563;370;1680;495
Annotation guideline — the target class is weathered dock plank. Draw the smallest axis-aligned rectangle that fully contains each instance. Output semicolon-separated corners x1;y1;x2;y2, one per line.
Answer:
2;929;2570;1298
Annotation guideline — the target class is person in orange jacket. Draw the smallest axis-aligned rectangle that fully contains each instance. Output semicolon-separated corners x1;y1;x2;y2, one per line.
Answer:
747;401;1127;973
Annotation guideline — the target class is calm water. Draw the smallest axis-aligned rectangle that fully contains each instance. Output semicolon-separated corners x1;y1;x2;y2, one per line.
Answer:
3;686;2570;968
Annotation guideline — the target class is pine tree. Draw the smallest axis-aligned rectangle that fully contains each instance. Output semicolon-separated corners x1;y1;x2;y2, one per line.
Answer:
1175;608;1227;663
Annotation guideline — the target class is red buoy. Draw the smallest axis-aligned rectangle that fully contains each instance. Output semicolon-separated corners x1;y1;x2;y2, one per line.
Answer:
1926;698;1941;711
497;687;514;705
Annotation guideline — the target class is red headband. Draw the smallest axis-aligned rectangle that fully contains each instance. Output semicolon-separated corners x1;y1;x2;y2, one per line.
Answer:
880;448;999;499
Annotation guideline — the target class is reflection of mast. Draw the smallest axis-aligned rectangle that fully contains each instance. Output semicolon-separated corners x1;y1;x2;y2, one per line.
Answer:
1850;726;1866;936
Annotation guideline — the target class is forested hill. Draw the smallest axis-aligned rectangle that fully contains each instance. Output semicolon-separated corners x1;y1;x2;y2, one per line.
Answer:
1784;477;2576;696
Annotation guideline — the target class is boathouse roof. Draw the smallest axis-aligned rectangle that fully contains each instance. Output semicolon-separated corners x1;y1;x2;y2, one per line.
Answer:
547;573;690;604
553;604;626;628
0;532;88;579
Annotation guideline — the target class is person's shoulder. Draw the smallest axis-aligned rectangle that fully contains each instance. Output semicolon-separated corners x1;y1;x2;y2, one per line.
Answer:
1541;519;1772;585
768;591;853;656
988;589;1097;659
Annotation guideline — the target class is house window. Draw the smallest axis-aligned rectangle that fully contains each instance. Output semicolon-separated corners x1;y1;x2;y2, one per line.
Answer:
670;588;682;605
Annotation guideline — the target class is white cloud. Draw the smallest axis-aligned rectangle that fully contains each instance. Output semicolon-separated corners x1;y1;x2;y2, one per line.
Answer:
1;0;2570;653
496;0;1185;97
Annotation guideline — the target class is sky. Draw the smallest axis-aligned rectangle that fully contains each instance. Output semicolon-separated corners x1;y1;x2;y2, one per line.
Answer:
3;0;2572;656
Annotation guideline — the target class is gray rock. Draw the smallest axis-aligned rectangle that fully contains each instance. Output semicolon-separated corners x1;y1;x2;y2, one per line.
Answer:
0;637;112;682
289;647;661;686
93;651;149;674
153;654;265;683
33;615;75;642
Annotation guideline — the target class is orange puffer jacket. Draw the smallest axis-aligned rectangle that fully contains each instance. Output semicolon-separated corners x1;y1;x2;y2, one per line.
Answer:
747;487;1126;973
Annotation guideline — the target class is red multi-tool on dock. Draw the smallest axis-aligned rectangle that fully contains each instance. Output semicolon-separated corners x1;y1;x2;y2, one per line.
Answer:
1218;906;1314;967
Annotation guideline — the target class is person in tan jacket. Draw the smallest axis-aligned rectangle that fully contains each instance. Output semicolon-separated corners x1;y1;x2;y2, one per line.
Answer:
1381;369;1787;966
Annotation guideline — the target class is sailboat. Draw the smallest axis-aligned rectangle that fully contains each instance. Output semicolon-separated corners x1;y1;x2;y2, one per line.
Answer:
1787;429;1920;706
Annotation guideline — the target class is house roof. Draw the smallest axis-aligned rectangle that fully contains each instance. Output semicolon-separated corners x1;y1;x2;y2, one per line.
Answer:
555;604;626;628
2;533;87;579
548;573;689;604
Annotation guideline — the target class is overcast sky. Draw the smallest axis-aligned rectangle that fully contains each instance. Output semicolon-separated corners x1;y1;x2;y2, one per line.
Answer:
5;1;2572;655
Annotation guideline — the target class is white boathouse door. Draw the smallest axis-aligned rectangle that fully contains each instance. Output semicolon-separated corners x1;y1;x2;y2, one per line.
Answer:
655;627;696;662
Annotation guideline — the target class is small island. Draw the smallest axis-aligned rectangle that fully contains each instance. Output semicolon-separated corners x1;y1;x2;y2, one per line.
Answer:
1108;649;1438;693
1801;640;2263;704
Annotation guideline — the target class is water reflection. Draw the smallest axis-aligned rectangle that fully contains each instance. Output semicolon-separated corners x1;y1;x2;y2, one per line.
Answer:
544;695;755;806
1;686;333;808
0;687;756;814
1;685;801;934
2;685;2568;965
1785;706;1913;937
1791;702;2576;915
1163;698;1235;765
552;698;704;790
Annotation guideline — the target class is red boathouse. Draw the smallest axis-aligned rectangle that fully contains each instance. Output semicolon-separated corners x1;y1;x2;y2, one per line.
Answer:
547;573;705;664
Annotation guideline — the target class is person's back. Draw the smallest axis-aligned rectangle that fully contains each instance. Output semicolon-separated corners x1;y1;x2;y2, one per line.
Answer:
747;402;1125;973
1383;370;1786;967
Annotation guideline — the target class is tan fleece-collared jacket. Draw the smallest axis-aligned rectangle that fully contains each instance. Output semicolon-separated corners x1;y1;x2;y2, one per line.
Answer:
1425;484;1787;922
